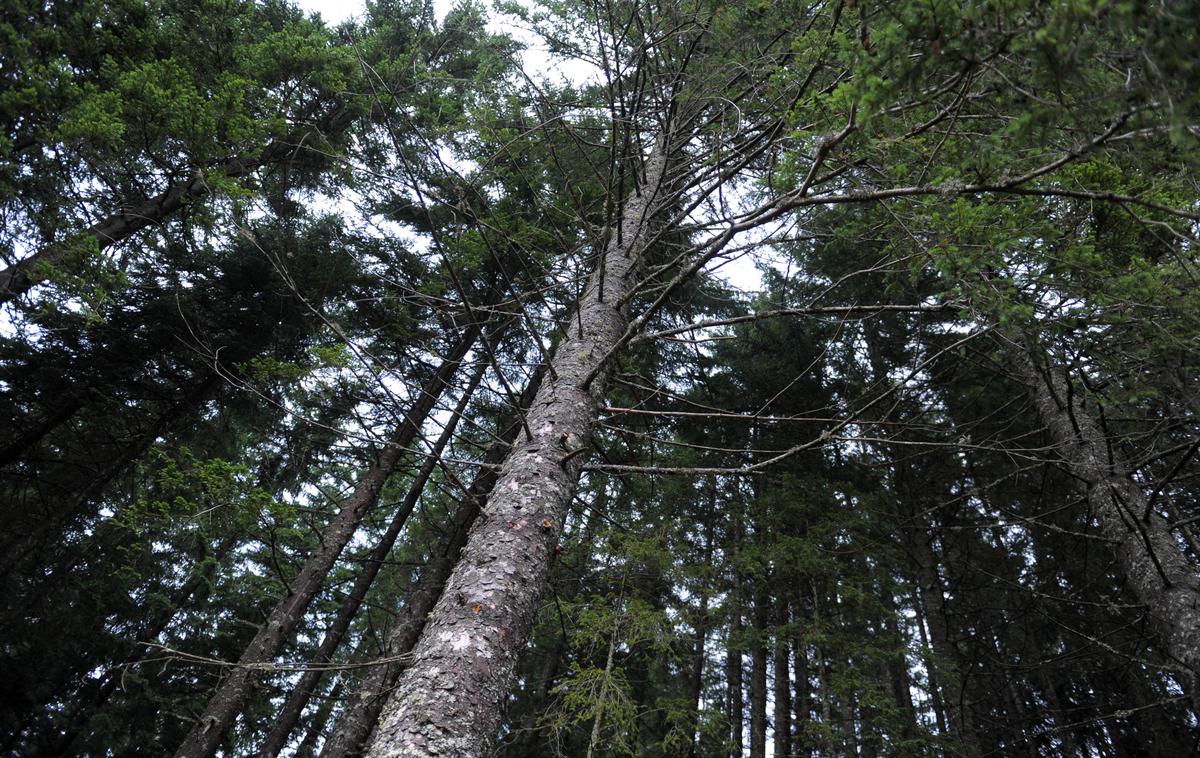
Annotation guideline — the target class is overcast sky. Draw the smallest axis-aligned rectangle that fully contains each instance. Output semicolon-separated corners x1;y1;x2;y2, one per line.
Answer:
293;0;365;24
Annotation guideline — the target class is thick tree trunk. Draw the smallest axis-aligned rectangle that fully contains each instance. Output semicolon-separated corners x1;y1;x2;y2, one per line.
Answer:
1012;348;1200;703
319;364;549;758
172;319;484;758
255;358;488;758
361;137;670;758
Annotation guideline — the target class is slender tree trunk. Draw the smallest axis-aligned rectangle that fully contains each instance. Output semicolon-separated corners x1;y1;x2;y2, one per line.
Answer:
586;615;622;758
773;597;791;758
879;582;919;749
172;318;485;758
909;531;983;758
320;364;549;758
793;622;811;758
728;513;745;758
911;586;947;737
1012;347;1200;703
749;590;769;758
50;532;241;755
687;504;714;758
1;372;221;583
361;135;671;758
294;679;344;758
0;396;83;467
255;357;488;758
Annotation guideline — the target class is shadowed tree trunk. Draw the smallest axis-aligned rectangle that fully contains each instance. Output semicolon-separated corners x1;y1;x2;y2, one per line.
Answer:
686;504;714;758
749;588;768;758
319;364;549;758
172;315;487;758
773;597;791;758
255;356;489;758
1011;345;1200;704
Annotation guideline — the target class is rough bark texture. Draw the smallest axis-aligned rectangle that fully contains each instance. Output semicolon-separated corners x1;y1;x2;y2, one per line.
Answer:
172;320;482;758
1013;348;1200;703
320;364;549;758
363;139;670;758
256;358;487;758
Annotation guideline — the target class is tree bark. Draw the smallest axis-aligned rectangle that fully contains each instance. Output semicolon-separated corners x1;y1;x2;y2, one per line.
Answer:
727;513;745;758
1012;347;1200;703
255;357;488;758
749;590;769;758
172;317;485;758
909;529;983;758
686;504;714;758
361;136;671;758
772;596;791;758
793;617;811;758
319;364;549;758
295;679;344;758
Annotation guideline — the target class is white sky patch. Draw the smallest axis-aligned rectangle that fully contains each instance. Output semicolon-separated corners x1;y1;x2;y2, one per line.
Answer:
293;0;365;25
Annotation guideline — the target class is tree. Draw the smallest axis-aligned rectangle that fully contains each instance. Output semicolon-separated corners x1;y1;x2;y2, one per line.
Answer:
3;0;1199;756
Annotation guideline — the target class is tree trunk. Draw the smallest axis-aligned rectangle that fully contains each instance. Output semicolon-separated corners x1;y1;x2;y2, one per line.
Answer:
879;582;919;748
360;135;671;758
0;396;83;468
793;620;811;758
687;504;714;758
294;678;344;758
172;318;485;758
0;371;221;583
1012;347;1200;703
772;597;791;758
911;586;948;737
728;512;745;758
255;357;488;758
749;590;769;758
319;364;549;758
909;530;983;758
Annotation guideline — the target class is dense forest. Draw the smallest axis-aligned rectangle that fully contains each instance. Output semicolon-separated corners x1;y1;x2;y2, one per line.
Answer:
2;0;1199;756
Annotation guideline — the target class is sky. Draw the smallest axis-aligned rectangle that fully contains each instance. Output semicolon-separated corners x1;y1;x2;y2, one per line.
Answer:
290;0;765;294
294;0;366;25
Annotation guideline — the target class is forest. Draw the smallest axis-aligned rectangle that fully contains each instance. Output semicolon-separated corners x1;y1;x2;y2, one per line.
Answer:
2;0;1199;756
